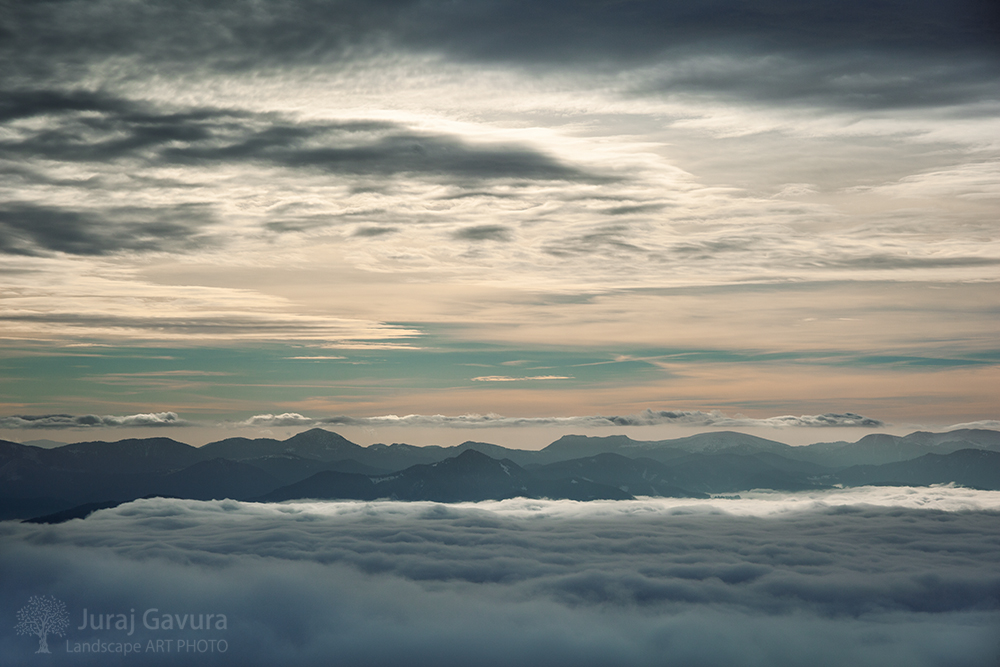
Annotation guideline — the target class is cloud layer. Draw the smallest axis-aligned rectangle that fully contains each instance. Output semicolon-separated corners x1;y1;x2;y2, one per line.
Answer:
0;412;189;429
237;409;885;429
2;491;999;666
0;408;888;433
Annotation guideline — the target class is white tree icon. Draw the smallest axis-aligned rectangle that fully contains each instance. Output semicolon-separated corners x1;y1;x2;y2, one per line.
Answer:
14;595;69;654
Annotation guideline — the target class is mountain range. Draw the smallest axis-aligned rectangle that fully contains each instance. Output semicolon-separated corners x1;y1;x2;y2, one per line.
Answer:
2;428;999;521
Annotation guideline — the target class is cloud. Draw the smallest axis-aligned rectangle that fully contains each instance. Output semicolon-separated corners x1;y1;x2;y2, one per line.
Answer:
235;409;884;429
8;0;997;73
828;255;1000;271
685;411;888;429
351;226;397;237
0;90;229;163
230;411;601;428
1;491;999;665
453;225;512;242
0;261;424;345
0;202;216;256
405;0;1000;65
1;0;997;433
284;356;347;360
0;91;603;187
165;126;604;183
853;162;1000;200
947;420;1000;430
471;375;573;382
2;47;995;293
634;54;1000;111
0;412;189;429
607;410;888;429
236;413;315;427
4;0;995;136
601;203;667;216
0;309;421;345
0;89;615;264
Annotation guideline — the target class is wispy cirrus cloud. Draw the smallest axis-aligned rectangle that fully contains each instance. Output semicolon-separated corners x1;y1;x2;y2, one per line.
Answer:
471;375;574;382
284;356;348;360
946;420;1000;431
0;260;422;346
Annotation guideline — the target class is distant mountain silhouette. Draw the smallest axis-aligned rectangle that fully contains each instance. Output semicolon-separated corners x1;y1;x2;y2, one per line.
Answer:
834;449;1000;489
535;431;797;465
348;440;543;470
659;453;828;493
353;441;467;470
531;447;827;495
151;458;280;500
901;429;1000;449
199;429;365;462
536;434;664;462
239;454;388;484
262;449;633;503
198;430;532;469
531;453;708;498
786;429;1000;467
259;470;380;502
375;449;538;502
4;427;1000;521
49;437;206;473
0;437;248;519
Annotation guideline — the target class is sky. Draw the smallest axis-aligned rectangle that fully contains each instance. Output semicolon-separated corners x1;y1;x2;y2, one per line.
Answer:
1;0;999;447
3;490;1000;665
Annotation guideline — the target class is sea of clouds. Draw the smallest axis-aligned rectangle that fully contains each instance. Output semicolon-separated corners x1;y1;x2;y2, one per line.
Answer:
3;487;999;666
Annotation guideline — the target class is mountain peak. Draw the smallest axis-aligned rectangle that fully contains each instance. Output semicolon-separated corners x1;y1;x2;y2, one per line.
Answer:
286;427;353;442
453;448;492;461
436;448;519;474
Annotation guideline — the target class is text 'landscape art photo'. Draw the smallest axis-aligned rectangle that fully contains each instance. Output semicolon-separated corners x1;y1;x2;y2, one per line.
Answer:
1;1;999;665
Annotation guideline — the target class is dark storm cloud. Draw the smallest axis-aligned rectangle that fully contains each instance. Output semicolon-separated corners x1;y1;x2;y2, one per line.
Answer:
0;202;216;256
0;90;134;123
0;90;234;163
1;496;999;666
400;0;1000;64
0;89;604;185
0;92;346;165
5;0;998;69
0;0;412;79
165;128;601;182
635;56;1000;111
3;1;997;111
0;89;609;256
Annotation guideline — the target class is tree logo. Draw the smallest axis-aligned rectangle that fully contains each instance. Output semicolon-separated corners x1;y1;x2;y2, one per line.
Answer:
14;595;69;654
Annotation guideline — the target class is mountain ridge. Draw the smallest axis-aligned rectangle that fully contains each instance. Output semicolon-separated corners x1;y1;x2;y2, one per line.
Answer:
3;427;999;520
